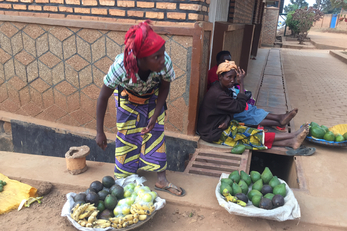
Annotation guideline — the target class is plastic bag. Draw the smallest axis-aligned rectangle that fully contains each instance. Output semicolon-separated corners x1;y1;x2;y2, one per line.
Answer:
0;173;37;214
61;174;166;231
216;173;300;221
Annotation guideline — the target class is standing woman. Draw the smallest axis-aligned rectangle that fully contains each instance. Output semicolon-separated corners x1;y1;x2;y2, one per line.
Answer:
96;20;185;197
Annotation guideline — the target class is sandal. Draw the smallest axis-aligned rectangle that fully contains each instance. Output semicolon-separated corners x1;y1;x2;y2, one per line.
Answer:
285;146;316;156
273;126;286;132
154;183;186;197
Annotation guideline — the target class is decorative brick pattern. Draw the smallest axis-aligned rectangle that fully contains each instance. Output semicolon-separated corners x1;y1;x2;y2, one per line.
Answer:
0;22;193;134
0;0;209;22
228;0;256;24
261;7;279;46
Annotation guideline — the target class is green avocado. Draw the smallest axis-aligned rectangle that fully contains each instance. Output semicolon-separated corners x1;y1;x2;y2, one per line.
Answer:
228;170;241;184
221;178;233;186
220;182;233;195
231;144;246;154
310;126;325;139
310;122;320;127
321;125;329;133
343;132;347;140
335;134;345;142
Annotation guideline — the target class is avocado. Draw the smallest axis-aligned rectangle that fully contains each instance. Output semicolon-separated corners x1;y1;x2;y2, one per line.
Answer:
321;125;329;133
102;176;115;188
228;170;241;184
335;134;345;142
220;182;233;195
104;194;118;211
85;188;96;194
240;170;252;186
97;200;105;213
269;176;281;188
261;167;273;184
247;189;262;201
273;183;287;198
238;180;249;195
74;192;86;202
98;209;114;219
272;194;285;208
90;181;104;193
231;182;242;196
252;179;263;192
310;122;320;127
259;197;273;210
310;126;325;139
343;132;347;140
98;190;109;201
250;171;261;183
235;193;248;204
221;178;233;186
231;144;246;154
111;184;124;200
251;195;262;207
264;193;275;200
323;131;335;141
85;191;99;205
261;185;273;195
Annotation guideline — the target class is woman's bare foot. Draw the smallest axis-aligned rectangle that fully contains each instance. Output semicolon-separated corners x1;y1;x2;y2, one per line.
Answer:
155;181;183;196
291;122;309;149
280;108;298;126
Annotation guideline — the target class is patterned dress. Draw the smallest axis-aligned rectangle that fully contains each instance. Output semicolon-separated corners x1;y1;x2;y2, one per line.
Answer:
104;52;175;178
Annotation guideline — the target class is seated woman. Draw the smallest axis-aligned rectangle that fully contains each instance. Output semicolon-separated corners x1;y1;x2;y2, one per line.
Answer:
197;60;309;151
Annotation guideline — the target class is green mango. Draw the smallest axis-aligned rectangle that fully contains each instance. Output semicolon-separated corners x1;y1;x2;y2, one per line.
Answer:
269;176;281;188
310;122;320;127
251;195;262;207
264;193;275;200
310;126;325;139
252;179;263;192
273;183;287;198
221;178;233;186
231;144;246;154
220;182;233;195
323;131;335;141
250;171;261;183
240;170;252;186
231;182;242;196
228;170;241;184
247;189;262;201
321;125;329;133
261;167;273;184
335;134;345;142
343;132;347;140
238;180;249;195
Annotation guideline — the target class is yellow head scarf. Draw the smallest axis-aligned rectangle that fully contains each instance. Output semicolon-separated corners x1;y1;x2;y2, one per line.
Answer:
216;60;238;75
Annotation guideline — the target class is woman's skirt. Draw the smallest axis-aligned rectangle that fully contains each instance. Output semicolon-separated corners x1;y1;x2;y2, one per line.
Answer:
233;104;269;126
113;87;167;178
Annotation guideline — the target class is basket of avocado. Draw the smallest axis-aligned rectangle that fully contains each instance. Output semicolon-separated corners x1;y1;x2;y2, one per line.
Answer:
305;123;347;147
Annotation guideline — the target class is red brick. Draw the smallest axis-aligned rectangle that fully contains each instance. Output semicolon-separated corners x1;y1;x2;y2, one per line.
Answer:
6;0;18;2
117;0;134;7
91;8;107;15
188;13;203;21
74;7;90;14
146;11;164;19
127;10;143;18
28;5;41;10
167;12;186;20
109;9;125;16
0;4;12;9
20;0;34;3
18;11;33;16
0;10;4;14
66;0;80;5
5;11;19;15
50;0;63;3
202;6;207;12
43;6;58;11
66;14;81;19
99;17;117;22
204;15;208;21
13;4;27;10
137;1;154;8
82;0;97;6
99;0;114;6
116;18;136;23
59;6;73;12
179;3;202;11
35;0;49;3
81;15;98;20
156;2;176;9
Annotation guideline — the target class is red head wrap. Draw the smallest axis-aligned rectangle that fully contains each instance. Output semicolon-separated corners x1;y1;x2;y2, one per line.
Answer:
124;20;166;83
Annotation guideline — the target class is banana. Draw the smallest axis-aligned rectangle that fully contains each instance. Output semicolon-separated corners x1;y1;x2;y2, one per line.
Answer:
109;217;122;224
138;209;151;215
133;218;139;224
149;205;155;213
72;203;90;221
93;219;111;227
137;204;150;210
71;204;80;216
78;220;87;227
78;205;96;220
133;213;139;219
138;215;147;221
87;210;99;223
123;214;136;222
122;220;134;228
86;223;93;228
237;200;247;207
112;223;122;229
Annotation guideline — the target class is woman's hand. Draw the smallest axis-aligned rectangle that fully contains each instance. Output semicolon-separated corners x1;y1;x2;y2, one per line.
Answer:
96;132;108;150
218;116;231;130
141;117;156;134
235;67;246;84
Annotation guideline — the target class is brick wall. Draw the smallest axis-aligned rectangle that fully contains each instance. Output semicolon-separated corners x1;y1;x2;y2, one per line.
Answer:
228;0;256;24
321;14;332;28
252;0;262;24
261;7;278;46
0;0;210;24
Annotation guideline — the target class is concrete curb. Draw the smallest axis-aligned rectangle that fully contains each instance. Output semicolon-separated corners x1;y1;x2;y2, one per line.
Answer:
329;50;347;64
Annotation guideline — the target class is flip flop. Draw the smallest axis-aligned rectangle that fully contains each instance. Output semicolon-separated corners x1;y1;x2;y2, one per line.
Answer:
154;183;186;197
285;146;316;156
272;126;286;132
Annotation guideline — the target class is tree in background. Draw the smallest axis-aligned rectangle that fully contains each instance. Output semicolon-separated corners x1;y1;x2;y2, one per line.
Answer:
314;0;341;14
330;0;347;9
286;11;300;36
284;0;309;13
292;7;324;44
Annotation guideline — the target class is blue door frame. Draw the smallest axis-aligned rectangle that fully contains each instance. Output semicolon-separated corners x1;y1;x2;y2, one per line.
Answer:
330;14;337;28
